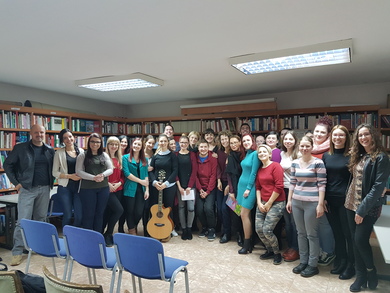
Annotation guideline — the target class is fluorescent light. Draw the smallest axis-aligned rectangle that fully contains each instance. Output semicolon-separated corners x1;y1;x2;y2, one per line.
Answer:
180;98;276;109
75;73;164;91
230;39;352;75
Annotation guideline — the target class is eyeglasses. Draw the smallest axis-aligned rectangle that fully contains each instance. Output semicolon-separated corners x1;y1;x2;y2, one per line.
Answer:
108;143;119;146
230;141;240;145
90;140;101;144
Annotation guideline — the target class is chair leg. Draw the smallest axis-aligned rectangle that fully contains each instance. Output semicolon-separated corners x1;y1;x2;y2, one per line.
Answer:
109;265;116;293
92;268;97;285
62;257;69;280
138;277;143;293
67;259;74;281
184;268;189;293
51;258;58;277
116;269;123;293
87;268;92;284
131;275;137;293
25;251;32;274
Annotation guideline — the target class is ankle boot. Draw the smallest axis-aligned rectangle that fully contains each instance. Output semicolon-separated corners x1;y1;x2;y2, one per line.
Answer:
339;263;355;280
128;228;137;235
237;232;243;247
367;267;378;290
238;239;252;254
186;228;193;240
331;258;347;275
349;273;367;292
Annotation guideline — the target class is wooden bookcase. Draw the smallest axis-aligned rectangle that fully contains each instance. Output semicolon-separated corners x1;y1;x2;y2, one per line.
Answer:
0;103;384;195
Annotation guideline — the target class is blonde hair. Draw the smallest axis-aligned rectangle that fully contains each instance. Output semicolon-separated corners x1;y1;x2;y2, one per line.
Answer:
105;136;122;168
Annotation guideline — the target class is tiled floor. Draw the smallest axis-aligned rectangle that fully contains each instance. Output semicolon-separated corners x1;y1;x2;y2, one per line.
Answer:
1;229;389;293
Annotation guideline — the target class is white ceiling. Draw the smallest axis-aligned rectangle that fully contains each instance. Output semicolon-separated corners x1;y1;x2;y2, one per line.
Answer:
1;1;390;105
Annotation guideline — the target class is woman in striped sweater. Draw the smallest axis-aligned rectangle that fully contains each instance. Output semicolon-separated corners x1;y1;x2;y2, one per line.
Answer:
286;135;327;278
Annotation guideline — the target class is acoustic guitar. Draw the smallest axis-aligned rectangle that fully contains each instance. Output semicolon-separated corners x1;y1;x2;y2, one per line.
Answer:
147;170;174;240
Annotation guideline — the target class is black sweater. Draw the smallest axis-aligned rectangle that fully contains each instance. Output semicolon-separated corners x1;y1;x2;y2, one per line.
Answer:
322;148;350;198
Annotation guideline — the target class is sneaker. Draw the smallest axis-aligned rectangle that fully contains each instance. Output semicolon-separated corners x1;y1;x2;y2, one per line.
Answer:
273;253;282;265
300;265;319;277
198;228;208;238
207;228;216;241
10;255;23;266
318;252;336;266
171;229;178;237
181;228;188;240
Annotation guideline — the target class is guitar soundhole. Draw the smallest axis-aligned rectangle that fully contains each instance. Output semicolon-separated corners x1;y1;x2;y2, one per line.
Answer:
157;211;164;218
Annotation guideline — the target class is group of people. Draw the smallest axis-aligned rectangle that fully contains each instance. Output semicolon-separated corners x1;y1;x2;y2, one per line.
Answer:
4;119;389;292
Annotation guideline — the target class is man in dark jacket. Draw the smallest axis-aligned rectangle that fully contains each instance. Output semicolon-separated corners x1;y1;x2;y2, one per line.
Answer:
4;124;55;266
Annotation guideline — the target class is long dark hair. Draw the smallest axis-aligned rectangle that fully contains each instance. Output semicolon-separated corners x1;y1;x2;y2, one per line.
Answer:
280;130;299;160
59;128;80;155
84;133;105;168
349;124;384;171
129;137;147;166
118;135;131;155
229;135;245;160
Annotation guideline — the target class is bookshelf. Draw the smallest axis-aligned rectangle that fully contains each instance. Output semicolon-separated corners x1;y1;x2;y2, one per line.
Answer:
0;103;385;194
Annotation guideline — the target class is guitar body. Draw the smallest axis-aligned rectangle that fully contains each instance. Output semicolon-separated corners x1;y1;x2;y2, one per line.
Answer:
147;169;174;240
147;204;174;240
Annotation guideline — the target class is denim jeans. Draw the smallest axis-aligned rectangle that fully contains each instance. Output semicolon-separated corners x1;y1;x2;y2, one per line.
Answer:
178;189;195;229
216;181;231;235
57;180;82;227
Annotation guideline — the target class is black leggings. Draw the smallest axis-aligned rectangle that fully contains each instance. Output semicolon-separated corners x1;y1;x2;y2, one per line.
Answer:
103;190;124;235
346;209;377;277
125;185;146;230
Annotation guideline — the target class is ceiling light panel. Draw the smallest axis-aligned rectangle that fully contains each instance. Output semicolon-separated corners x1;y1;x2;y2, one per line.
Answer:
230;39;352;75
76;73;163;92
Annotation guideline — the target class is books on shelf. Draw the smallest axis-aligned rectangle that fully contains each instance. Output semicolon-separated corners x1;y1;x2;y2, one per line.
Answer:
33;115;68;131
72;119;100;133
202;119;236;133
0;173;14;190
126;124;142;135
1;110;31;129
171;120;202;134
102;120;126;134
144;122;167;134
238;117;276;132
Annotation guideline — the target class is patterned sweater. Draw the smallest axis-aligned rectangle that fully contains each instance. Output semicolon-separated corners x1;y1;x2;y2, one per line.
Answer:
289;157;327;202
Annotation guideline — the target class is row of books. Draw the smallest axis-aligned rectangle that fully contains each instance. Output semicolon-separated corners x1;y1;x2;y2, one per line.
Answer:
0;131;29;149
0;110;31;129
381;115;390;128
0;173;14;190
381;134;390;149
170;120;202;134
144;122;169;134
237;118;277;132
72;119;100;133
102;121;126;135
202;119;236;133
0;150;8;169
126;124;142;135
33;115;68;131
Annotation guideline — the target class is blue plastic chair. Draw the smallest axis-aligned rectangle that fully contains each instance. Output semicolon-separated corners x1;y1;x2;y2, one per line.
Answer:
47;193;64;219
63;225;117;293
20;219;68;279
113;233;189;293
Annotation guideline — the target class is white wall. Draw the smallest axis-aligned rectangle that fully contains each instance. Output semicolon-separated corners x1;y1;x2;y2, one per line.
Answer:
2;81;390;119
0;82;127;118
127;82;390;118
